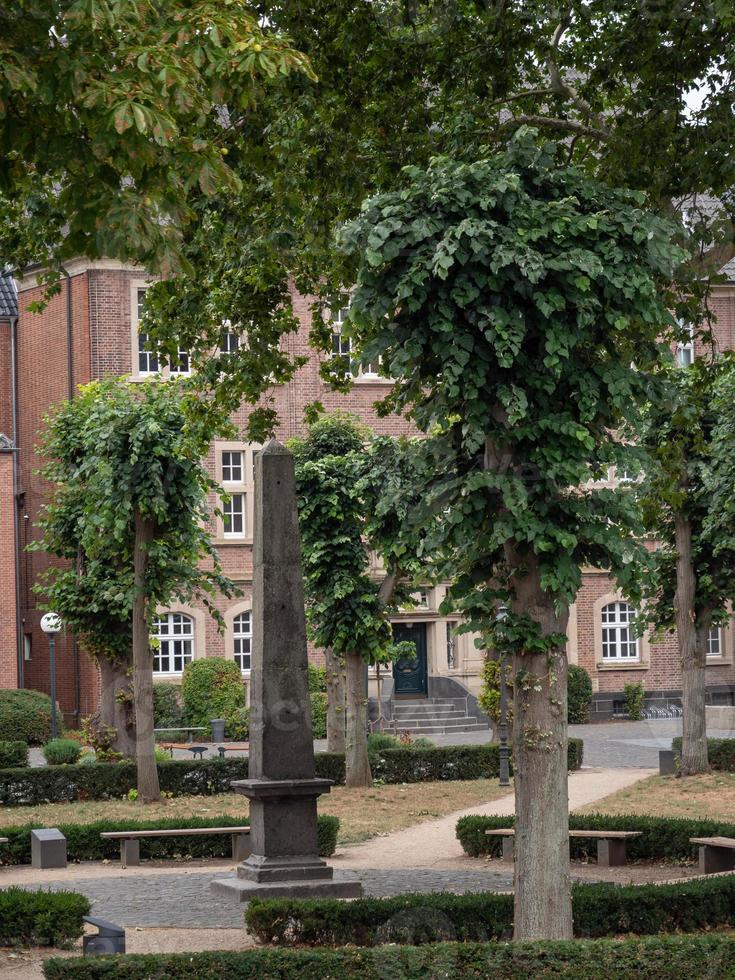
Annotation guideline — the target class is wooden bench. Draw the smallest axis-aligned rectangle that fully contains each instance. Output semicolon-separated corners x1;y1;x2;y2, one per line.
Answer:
101;827;251;868
158;742;209;759
216;743;249;758
485;828;642;867
690;836;735;874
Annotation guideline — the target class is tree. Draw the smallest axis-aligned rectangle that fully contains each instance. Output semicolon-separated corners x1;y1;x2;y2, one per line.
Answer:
292;414;432;787
339;130;687;938
35;378;238;799
0;1;311;274
634;357;735;774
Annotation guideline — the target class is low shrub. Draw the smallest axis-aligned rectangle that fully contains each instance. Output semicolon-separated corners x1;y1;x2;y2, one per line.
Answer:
181;657;246;739
308;664;327;693
624;681;645;720
228;706;250;740
673;736;735;771
152;683;185;730
0;741;584;806
41;936;735;980
310;692;327;739
0;689;58;745
367;733;401;752
0;814;339;863
0;887;89;947
455;811;735;862
0;740;28;768
567;665;593;724
245;875;735;947
42;738;82;766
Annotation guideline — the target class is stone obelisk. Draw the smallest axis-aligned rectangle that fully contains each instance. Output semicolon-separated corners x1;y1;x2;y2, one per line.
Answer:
212;439;362;900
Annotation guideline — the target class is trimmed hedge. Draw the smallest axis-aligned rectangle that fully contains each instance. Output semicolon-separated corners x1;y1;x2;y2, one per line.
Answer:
567;665;593;724
0;741;584;805
0;814;339;863
246;875;735;947
43;738;82;766
0;740;29;768
42;936;735;980
456;811;735;862
0;887;89;947
0;689;57;744
673;736;735;771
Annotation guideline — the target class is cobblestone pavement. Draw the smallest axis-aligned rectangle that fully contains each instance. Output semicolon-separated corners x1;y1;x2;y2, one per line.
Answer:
18;869;520;927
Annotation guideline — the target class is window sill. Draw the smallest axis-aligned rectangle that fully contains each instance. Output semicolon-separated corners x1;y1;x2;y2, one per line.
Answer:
706;657;733;666
597;661;649;671
216;537;252;546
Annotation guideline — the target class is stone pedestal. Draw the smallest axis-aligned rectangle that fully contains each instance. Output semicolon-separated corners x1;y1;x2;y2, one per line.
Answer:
31;828;67;869
212;441;363;902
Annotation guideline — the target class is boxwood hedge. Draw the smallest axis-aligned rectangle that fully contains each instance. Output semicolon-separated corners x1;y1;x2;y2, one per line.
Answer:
245;875;735;947
456;811;735;862
0;814;339;862
43;935;735;979
0;740;29;768
672;736;735;772
0;741;583;806
0;887;89;947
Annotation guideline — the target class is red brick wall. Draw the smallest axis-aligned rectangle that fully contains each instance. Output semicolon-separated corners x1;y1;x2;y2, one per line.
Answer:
12;263;735;713
0;451;18;689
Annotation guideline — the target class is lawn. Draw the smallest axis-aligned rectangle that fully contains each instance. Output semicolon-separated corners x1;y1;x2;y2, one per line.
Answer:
0;779;512;845
579;772;735;822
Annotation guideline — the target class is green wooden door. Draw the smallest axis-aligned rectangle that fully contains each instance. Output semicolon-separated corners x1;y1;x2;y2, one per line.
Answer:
392;622;428;697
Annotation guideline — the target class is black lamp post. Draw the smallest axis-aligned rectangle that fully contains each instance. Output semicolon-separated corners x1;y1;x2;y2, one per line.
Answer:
40;613;62;739
496;606;510;787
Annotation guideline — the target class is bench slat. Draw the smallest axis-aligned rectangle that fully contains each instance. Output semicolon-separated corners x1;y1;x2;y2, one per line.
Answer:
690;836;735;848
0;837;8;843
484;829;641;839
101;827;249;840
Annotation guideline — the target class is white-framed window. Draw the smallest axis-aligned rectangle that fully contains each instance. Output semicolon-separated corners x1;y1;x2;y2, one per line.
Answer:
136;288;159;375
222;450;244;484
223;492;246;538
220;329;241;356
132;283;190;379
601;601;640;661
330;302;386;380
233;611;252;671
152;612;195;674
677;322;695;367
707;627;722;658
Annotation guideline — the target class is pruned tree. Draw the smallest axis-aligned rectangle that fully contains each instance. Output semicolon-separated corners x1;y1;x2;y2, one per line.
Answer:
634;356;735;774
35;378;238;799
292;414;432;787
339;130;687;938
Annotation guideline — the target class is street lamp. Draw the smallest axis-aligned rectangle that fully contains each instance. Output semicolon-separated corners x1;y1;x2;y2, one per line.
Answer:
496;606;510;787
40;613;62;740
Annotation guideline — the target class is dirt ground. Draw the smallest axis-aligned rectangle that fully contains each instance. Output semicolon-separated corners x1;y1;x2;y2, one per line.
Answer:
578;772;735;821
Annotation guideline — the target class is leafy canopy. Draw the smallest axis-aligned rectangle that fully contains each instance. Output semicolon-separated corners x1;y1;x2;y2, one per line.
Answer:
339;130;689;644
34;378;239;662
0;0;312;274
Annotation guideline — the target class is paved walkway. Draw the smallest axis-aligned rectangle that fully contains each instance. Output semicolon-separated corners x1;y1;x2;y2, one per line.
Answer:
336;766;654;869
6;767;653;928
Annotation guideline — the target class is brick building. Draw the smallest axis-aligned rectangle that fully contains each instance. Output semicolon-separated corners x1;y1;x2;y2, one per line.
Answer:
1;259;735;725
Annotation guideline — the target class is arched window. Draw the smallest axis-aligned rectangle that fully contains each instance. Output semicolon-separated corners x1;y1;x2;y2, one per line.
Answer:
233;612;252;672
152;613;195;674
601;602;639;662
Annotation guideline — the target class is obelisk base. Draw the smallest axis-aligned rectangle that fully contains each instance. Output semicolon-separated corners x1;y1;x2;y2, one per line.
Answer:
211;871;363;902
210;777;363;901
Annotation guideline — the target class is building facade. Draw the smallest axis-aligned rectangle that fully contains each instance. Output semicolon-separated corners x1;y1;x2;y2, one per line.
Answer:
2;260;735;724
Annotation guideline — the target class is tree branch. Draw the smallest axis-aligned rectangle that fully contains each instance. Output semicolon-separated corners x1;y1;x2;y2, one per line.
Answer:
498;114;611;142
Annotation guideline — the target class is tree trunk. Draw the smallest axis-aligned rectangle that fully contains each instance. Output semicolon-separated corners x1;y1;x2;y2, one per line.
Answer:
133;510;160;802
345;650;372;788
509;553;572;941
98;656;136;757
325;648;346;753
675;515;710;775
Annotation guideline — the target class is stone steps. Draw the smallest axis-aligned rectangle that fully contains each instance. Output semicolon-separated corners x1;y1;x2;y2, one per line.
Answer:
390;698;490;736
